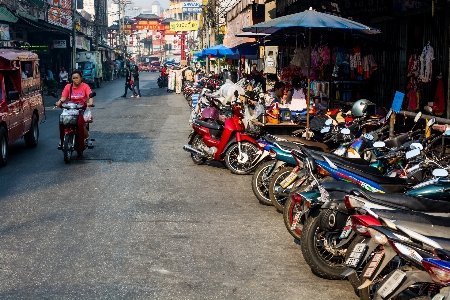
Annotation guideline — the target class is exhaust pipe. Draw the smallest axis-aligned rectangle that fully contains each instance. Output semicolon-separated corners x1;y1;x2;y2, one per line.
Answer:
274;186;290;197
183;145;206;157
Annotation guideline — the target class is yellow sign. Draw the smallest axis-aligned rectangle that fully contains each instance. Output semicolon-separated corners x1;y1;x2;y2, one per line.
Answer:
169;21;199;32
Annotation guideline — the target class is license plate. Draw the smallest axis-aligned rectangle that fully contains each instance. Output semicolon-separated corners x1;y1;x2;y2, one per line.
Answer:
339;217;353;239
290;211;302;230
280;167;300;189
362;251;385;278
377;269;406;298
345;243;367;268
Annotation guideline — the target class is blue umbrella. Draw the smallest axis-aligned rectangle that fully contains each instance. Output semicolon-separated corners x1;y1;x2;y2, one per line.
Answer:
243;8;380;34
242;8;380;131
193;51;204;57
203;44;234;57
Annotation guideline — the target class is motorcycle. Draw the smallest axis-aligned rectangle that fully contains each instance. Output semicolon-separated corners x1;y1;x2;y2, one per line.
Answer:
183;91;266;175
56;92;96;163
157;75;168;88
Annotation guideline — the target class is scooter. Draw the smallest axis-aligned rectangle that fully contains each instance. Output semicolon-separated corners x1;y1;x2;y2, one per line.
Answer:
55;92;96;163
183;91;266;175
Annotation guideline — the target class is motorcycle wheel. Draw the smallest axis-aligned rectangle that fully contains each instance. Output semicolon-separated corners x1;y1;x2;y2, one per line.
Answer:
190;134;206;165
224;142;260;175
63;132;75;164
300;209;349;280
251;160;277;206
269;166;306;213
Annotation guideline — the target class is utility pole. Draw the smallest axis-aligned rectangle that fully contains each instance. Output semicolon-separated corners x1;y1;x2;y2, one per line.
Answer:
72;0;77;72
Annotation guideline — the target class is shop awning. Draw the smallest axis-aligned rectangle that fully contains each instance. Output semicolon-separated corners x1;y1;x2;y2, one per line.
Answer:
232;42;259;56
0;6;18;23
16;11;38;22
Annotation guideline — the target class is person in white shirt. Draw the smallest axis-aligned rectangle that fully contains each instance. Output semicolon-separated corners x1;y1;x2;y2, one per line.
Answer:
59;67;68;85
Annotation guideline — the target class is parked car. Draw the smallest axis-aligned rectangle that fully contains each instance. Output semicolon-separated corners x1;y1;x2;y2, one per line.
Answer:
0;48;44;167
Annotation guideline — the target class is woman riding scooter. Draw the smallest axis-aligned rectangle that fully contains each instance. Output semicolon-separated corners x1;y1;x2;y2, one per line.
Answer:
55;69;94;148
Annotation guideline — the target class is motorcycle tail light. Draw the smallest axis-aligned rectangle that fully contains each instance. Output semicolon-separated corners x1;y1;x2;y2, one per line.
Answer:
291;193;302;205
350;215;380;237
317;165;331;176
269;149;277;159
368;228;388;244
422;259;450;285
344;195;365;209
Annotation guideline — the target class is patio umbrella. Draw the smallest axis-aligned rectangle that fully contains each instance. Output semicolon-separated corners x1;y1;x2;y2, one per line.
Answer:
203;44;234;57
243;8;380;133
193;51;204;57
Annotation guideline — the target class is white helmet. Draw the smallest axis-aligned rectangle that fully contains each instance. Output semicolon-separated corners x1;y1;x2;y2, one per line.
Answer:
352;99;376;118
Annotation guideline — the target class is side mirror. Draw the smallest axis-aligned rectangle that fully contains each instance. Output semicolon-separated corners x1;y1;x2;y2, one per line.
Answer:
414;112;422;123
8;91;19;101
325;119;333;126
321;126;330;133
373;141;385;148
427;118;436;127
410;143;423;150
405;148;421;159
424;106;433;114
363;133;374;141
341;128;351;135
432;169;449;177
89;92;96;98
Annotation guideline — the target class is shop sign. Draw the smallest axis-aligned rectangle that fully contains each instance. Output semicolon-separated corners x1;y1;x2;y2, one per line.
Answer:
0;23;10;41
47;0;72;30
28;45;49;54
124;23;167;31
223;11;253;48
169;21;199;32
53;39;66;48
339;0;393;18
182;2;202;13
76;36;90;51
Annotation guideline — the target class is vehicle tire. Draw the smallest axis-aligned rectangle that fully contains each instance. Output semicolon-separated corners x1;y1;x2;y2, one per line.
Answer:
269;166;306;213
24;114;39;148
63;133;74;164
224;142;260;175
251;160;276;205
300;209;348;280
283;194;303;240
190;134;206;165
0;126;7;167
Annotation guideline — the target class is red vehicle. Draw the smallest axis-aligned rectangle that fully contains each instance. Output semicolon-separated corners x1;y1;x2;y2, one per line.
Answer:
56;92;96;163
0;48;44;167
150;61;161;72
183;92;266;175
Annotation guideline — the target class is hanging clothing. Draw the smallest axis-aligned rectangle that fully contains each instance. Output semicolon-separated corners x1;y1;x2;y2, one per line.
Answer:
419;44;434;82
362;54;378;79
406;76;418;111
288;88;307;111
432;78;445;115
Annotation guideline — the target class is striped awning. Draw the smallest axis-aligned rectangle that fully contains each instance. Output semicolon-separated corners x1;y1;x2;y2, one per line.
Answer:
0;6;18;23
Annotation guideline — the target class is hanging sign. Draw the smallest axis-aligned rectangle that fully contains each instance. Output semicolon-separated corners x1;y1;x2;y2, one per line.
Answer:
169;21;199;32
182;2;202;13
392;91;405;113
53;40;67;48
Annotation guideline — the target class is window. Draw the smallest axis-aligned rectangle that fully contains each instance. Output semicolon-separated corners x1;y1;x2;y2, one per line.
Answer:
20;61;33;78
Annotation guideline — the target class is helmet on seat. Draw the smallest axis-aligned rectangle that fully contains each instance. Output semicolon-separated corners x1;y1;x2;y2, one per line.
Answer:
352;99;376;118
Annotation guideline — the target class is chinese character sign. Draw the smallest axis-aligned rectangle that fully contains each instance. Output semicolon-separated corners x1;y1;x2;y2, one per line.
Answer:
169;21;199;32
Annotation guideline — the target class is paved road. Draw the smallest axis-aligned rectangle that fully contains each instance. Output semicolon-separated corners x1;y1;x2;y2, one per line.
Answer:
0;72;358;299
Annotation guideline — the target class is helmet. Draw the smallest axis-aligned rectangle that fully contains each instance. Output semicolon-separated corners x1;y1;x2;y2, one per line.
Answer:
352;99;376;118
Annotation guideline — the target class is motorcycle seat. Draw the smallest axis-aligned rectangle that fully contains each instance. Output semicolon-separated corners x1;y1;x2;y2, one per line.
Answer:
275;141;324;153
309;149;409;186
276;135;331;152
194;119;223;131
373;209;450;242
205;93;221;99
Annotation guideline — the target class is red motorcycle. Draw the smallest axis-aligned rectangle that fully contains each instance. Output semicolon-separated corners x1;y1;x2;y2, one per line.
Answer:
56;92;96;163
184;91;267;175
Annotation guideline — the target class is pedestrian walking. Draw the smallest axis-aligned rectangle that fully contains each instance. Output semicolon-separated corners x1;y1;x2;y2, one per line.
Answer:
184;67;193;82
59;67;68;88
175;66;183;94
131;65;141;98
167;65;175;92
121;65;134;98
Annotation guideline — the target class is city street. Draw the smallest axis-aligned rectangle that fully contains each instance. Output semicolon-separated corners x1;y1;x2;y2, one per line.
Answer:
0;72;358;299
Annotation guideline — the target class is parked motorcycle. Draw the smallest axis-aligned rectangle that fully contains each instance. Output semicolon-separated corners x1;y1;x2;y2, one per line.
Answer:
183;91;267;174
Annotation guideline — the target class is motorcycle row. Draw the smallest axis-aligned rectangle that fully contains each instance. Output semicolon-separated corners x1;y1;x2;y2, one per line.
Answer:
181;78;450;300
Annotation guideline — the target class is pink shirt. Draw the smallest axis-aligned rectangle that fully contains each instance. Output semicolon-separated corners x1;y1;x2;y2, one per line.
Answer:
62;83;92;105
